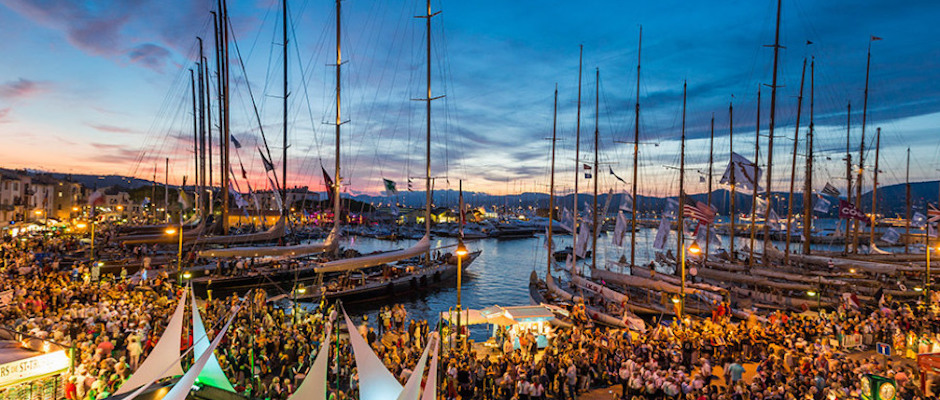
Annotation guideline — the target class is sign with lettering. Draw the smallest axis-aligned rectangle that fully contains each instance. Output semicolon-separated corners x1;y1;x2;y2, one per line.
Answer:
877;342;891;356
0;350;69;389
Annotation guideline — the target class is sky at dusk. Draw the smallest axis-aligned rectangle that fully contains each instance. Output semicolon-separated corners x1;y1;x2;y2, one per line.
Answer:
1;0;939;198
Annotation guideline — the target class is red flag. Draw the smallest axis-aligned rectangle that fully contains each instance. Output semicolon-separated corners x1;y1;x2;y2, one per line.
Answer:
838;200;868;222
928;204;940;223
322;167;335;207
871;35;883;41
683;201;716;225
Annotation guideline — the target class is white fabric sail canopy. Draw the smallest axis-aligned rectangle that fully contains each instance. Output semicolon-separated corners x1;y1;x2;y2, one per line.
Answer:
198;224;340;258
395;333;432;400
419;335;439;400
190;290;236;392
286;315;334;400
161;306;240;400
315;235;430;274
115;290;187;394
343;310;403;400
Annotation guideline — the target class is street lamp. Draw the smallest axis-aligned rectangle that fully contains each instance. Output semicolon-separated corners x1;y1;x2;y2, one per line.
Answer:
166;227;182;285
679;242;701;321
455;240;469;348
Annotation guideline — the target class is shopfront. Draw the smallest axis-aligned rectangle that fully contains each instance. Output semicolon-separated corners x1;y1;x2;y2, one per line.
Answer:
0;330;72;400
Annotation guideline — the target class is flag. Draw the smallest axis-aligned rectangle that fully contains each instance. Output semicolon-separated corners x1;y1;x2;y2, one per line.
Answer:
178;188;190;209
585;173;592;179
609;167;626;183
620;192;634;213
871;35;883;41
813;195;831;213
719;152;762;193
930;223;938;238
821;182;841;197
751;196;769;216
259;149;274;172
612;211;628;247
913;212;927;228
881;228;900;245
664;198;679;218
268;177;283;210
575;226;591;258
683;201;717;225
231;135;242;149
700;175;706;183
383;179;398;195
229;186;248;209
544;226;555;252
390;204;400;216
838;200;867;222
653;216;670;250
806;40;814;45
87;190;105;206
141;197;151;207
929;204;940;223
583;164;592;170
322;167;335;206
407;179;413;192
240;162;248;180
696;224;721;248
842;292;860;309
559;208;574;233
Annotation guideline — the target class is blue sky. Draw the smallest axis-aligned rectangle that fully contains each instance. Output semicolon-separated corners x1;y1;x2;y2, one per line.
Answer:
1;0;938;197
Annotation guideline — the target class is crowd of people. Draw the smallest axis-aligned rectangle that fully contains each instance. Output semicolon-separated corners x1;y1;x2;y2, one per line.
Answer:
2;231;940;400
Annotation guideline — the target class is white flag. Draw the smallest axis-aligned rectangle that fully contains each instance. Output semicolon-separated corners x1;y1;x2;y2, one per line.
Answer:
620;192;634;212
575;226;591;258
559;208;575;233
813;195;830;213
653;216;670;250
881;228;900;245
719;152;763;193
613;211;628;247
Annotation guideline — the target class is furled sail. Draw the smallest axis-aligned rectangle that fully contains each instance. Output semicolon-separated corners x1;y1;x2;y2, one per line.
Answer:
198;223;339;258
193;218;286;246
314;235;430;274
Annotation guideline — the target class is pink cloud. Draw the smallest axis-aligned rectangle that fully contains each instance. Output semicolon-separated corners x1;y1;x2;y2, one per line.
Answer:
0;79;51;99
85;123;140;134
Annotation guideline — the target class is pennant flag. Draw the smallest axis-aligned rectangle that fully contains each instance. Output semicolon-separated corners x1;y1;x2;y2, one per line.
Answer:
871;35;883;41
609;167;626;183
929;204;940;223
719;152;762;193
699;175;706;183
383;179;398;195
813;195;831;213
87;190;105;206
838;200;867;222
653;216;670;250
240;162;248;180
259;149;275;172
821;182;841;197
407;178;413;192
322;167;335;206
806;40;814;45
178;188;190;209
683;201;717;225
583;164;592;170
620;192;634;213
229;186;248;209
612;211;628;247
881;228;900;245
231;134;242;149
913;212;927;228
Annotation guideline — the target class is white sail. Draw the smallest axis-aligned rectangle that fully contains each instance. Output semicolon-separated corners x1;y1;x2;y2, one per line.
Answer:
570;274;629;304
198;223;339;258
190;290;236;392
419;334;439;400
161;306;240;400
343;310;403;400
395;333;432;400
287;315;334;400
315;235;430;274
545;274;580;302
115;290;187;394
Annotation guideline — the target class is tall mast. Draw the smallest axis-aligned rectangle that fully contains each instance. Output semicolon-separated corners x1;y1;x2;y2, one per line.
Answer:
905;148;911;254
282;0;289;216
205;59;213;191
785;58;807;265
197;39;207;215
165;157;170;222
190;68;198;216
548;85;558;278
678;81;687;272
572;45;583;274
802;57;815;255
729;101;735;258
220;0;231;233
869;127;881;249
855;38;875;253
748;88;761;267
844;103;852;254
211;10;224;212
418;0;441;264
762;0;783;265
333;0;343;236
591;68;600;272
630;28;641;268
706;114;714;260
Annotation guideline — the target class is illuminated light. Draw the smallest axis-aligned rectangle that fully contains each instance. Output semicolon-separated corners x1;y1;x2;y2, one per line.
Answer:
182;271;192;280
75;223;87;229
807;290;818;297
914;287;924;292
165;228;177;235
849;268;857;274
34;210;42;215
456;241;469;257
97;262;104;267
297;285;307;294
71;207;79;212
688;242;701;255
671;297;680;304
116;206;123;211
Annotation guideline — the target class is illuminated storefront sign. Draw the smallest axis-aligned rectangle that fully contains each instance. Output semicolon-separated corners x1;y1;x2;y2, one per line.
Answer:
0;350;69;389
